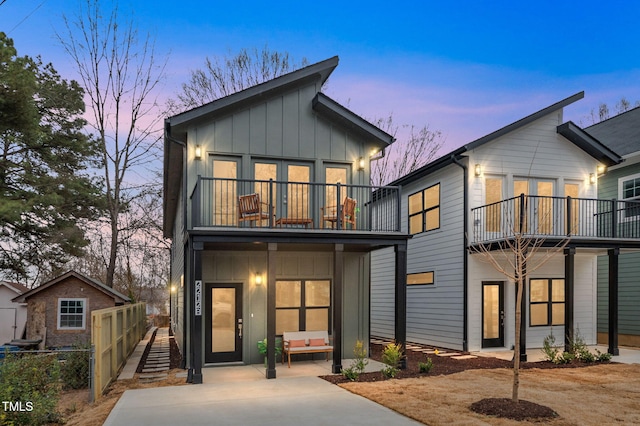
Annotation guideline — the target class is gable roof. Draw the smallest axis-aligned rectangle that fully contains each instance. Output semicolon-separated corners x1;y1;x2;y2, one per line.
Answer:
0;281;30;296
391;92;622;186
12;270;130;304
584;106;640;156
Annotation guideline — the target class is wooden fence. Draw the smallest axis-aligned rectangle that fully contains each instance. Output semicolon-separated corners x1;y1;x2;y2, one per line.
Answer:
91;302;146;401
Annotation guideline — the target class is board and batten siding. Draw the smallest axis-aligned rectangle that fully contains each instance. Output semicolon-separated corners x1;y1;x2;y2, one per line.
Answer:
370;165;465;350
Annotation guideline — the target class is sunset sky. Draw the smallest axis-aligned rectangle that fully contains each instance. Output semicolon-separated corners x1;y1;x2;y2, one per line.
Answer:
4;0;640;153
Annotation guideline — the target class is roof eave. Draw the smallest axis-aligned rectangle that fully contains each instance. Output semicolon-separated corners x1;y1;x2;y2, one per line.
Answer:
312;92;395;147
557;121;623;166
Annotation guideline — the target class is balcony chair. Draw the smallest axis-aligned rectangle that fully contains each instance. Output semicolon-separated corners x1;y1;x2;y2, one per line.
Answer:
237;193;274;227
321;197;357;229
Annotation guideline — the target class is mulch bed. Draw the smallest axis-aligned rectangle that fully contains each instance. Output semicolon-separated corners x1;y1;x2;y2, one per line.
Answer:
321;342;609;422
321;342;603;385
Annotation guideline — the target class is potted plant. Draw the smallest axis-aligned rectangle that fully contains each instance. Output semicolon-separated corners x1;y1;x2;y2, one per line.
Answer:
257;337;282;366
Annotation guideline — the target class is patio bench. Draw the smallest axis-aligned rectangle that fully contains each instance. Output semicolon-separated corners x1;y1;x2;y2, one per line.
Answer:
282;330;332;368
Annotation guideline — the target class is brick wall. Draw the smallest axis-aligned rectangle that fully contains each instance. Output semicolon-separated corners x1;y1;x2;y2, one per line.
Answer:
26;277;117;348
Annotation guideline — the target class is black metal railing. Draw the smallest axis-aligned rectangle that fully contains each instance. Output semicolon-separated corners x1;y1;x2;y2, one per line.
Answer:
189;176;401;232
472;194;640;243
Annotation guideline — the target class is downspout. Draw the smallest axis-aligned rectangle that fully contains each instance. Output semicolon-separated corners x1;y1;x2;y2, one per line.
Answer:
164;121;189;369
451;155;469;352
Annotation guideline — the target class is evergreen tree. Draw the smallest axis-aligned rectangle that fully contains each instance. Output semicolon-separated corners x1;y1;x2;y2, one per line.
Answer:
0;32;103;283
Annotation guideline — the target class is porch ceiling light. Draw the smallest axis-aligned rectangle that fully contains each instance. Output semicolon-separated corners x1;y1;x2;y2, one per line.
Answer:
589;173;596;185
474;164;482;177
358;156;365;171
195;145;202;160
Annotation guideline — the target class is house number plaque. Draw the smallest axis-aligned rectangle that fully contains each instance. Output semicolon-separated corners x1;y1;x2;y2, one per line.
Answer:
195;280;202;316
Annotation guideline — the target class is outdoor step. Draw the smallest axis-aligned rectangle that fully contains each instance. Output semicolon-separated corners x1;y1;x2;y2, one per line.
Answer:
142;367;169;373
452;355;477;360
436;352;461;357
139;373;168;380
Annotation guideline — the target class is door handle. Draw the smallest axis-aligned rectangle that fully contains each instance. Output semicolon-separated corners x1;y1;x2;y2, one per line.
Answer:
238;319;243;339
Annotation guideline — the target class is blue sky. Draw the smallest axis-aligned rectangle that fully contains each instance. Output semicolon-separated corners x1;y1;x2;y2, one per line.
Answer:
4;0;640;153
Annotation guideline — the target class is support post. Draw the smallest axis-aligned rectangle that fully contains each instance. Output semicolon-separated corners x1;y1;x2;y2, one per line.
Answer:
332;244;344;373
266;243;277;378
608;248;620;356
190;241;203;384
517;247;527;362
395;242;408;369
564;247;575;352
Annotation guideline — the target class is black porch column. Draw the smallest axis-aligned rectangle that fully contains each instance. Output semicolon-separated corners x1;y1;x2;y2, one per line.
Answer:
395;242;408;369
190;241;203;384
266;243;277;378
332;244;344;374
564;247;576;352
608;248;620;356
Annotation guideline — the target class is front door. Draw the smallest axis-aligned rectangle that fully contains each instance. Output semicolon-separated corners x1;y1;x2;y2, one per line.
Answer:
482;281;505;348
205;283;243;363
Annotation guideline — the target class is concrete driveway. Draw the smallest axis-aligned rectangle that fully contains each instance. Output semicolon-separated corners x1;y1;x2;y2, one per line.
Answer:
104;360;422;426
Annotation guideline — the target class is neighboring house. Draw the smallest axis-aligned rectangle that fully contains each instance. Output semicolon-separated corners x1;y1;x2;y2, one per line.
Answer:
585;107;640;347
164;56;410;383
371;92;640;359
12;270;130;348
0;281;29;344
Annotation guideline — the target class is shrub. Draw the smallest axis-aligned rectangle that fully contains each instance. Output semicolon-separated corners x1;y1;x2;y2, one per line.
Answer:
342;340;368;381
0;352;61;425
541;331;560;362
60;343;92;389
381;342;403;379
418;357;433;373
595;348;613;362
554;351;575;364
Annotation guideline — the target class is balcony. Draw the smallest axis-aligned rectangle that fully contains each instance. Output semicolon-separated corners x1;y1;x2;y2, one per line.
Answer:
471;194;640;244
189;177;401;233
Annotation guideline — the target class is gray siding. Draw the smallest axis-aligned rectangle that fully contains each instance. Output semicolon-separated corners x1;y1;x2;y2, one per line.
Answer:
370;165;465;349
597;162;640;338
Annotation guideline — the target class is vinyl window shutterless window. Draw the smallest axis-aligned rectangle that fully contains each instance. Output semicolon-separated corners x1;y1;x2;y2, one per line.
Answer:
529;279;564;327
58;298;86;329
275;280;331;335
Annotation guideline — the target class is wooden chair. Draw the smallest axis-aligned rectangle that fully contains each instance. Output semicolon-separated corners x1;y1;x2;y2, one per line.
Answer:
321;197;357;229
237;193;274;227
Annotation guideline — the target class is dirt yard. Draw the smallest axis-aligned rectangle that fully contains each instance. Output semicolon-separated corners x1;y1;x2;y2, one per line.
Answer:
340;363;640;425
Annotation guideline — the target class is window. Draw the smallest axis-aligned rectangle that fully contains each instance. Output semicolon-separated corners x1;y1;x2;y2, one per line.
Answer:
485;177;503;232
529;279;564;327
408;183;440;234
619;173;640;219
407;271;434;286
58;298;86;329
275;280;330;335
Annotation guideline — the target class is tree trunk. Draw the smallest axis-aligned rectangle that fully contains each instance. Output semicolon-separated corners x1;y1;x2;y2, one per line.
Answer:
513;272;523;402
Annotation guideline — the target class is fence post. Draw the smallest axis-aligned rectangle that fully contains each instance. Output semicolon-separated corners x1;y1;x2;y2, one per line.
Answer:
89;345;95;403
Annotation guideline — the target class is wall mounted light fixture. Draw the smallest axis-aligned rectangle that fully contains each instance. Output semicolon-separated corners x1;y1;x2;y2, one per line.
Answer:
474;164;482;177
195;145;202;160
357;156;365;171
597;164;606;175
589;173;596;185
255;273;263;286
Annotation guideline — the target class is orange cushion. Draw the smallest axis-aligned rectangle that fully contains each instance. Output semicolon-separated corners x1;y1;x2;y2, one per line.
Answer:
289;339;306;348
309;338;326;346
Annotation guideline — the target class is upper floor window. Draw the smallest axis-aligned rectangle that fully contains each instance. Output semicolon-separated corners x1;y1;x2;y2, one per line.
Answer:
408;183;440;235
58;298;86;330
620;173;640;219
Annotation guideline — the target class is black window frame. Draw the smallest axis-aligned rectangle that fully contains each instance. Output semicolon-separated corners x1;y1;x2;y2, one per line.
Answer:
275;279;331;334
408;183;441;235
529;278;565;327
407;271;435;286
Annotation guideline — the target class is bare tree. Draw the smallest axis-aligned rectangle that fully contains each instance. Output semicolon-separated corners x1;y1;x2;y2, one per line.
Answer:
470;194;571;402
370;113;445;186
57;0;167;287
582;97;640;126
167;46;308;114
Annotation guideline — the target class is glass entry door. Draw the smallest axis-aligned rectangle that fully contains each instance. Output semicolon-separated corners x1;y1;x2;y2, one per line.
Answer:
482;281;504;348
205;283;243;363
